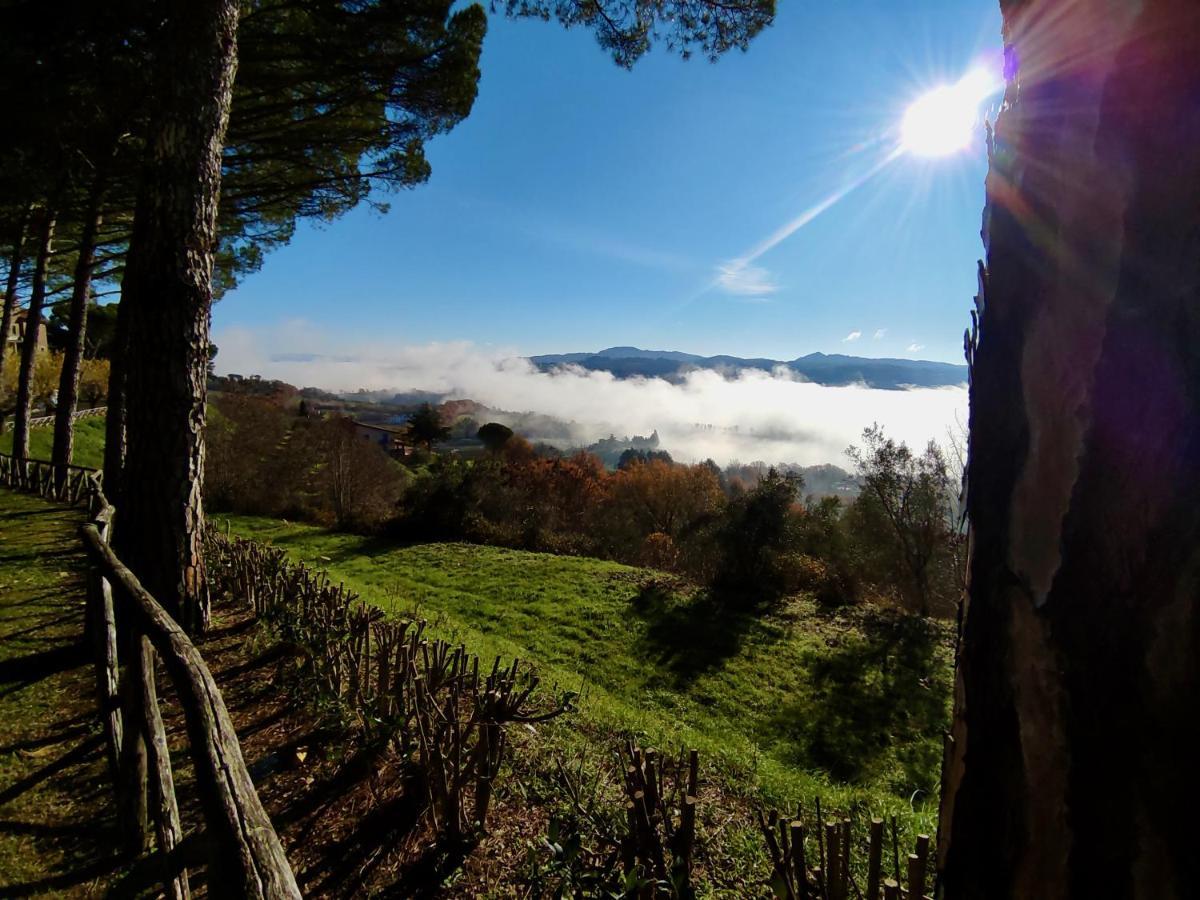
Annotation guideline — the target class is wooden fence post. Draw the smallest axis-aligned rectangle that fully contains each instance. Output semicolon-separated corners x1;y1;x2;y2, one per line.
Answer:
117;615;150;857
867;817;883;900
82;527;300;898
88;551;124;788
138;636;190;900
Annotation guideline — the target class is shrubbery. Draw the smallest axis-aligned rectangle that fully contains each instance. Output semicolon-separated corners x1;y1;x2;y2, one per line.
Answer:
204;397;962;617
205;396;408;531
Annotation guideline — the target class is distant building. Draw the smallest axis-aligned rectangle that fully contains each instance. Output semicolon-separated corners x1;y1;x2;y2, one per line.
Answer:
352;420;411;456
3;305;48;355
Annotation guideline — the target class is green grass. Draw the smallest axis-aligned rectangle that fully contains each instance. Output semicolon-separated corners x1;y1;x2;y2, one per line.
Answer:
221;514;953;830
0;415;106;469
0;489;119;890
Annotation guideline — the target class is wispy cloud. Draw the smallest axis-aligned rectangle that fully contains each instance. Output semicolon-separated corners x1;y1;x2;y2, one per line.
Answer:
873;328;887;340
676;145;908;315
715;261;778;297
907;342;925;352
842;331;862;343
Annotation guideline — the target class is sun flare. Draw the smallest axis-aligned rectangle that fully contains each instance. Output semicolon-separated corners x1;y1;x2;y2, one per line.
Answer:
901;67;998;158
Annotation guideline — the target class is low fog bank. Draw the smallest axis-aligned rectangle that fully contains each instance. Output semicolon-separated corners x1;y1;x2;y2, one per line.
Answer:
217;324;966;466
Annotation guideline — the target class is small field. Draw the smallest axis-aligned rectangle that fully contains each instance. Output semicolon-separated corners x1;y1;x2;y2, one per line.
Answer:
222;514;954;829
0;416;106;469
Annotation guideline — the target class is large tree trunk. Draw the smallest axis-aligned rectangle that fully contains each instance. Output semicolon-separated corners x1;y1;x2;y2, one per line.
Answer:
937;1;1200;897
114;0;240;634
0;204;30;391
11;208;56;462
52;179;104;487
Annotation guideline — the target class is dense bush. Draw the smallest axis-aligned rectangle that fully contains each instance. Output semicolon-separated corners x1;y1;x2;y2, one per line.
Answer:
710;468;802;607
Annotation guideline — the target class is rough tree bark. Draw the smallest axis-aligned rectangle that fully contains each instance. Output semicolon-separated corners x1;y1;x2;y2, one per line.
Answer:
11;208;56;462
52;177;105;488
0;204;30;387
937;2;1200;898
115;0;241;634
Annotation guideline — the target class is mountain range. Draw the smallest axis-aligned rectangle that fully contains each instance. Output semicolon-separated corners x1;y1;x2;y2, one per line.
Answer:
529;346;967;390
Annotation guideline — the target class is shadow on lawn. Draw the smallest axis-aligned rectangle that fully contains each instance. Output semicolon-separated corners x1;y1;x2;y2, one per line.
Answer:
632;581;762;684
768;612;948;790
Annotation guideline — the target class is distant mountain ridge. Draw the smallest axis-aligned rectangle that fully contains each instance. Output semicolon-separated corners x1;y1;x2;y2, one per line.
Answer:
529;347;967;390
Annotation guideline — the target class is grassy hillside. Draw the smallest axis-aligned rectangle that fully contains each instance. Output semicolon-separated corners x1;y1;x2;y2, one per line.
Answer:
222;514;953;828
0;416;106;469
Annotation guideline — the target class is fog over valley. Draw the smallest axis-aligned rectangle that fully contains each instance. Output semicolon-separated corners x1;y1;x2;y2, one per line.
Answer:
217;324;968;466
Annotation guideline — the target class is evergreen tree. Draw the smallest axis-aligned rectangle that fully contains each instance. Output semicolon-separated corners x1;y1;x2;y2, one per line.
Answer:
407;403;451;451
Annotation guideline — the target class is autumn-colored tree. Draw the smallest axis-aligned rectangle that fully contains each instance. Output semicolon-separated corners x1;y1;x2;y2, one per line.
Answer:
610;458;724;539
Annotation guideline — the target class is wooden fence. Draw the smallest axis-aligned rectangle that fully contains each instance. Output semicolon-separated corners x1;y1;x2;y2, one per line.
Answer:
205;531;575;841
758;805;933;900
0;453;96;502
0;453;300;899
0;404;107;432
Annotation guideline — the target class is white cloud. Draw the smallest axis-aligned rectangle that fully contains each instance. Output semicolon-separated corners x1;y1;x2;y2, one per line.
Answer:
907;342;926;352
715;260;778;297
214;323;967;468
842;331;862;343
873;328;887;340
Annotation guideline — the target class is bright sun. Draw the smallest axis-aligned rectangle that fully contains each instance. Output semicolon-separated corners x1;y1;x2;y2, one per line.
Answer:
901;68;997;158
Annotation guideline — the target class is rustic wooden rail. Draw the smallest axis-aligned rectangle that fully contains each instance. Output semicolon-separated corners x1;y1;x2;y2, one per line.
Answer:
0;404;107;432
0;452;300;899
0;452;97;502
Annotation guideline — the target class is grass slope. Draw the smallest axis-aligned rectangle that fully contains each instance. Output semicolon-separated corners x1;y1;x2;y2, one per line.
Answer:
222;514;952;829
0;416;106;469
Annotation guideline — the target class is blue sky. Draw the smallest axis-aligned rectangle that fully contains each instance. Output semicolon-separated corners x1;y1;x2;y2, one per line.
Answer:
215;0;1002;366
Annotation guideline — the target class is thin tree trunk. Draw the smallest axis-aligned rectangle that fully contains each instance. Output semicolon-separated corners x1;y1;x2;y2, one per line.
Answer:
937;1;1200;897
115;0;241;634
103;295;129;506
53;179;105;489
0;204;31;393
12;208;56;463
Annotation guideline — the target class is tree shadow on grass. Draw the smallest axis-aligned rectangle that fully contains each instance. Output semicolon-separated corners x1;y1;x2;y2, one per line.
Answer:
631;581;762;685
0;640;84;687
767;612;949;791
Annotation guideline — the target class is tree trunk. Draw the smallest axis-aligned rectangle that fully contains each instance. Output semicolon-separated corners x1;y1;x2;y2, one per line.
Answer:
937;2;1200;897
12;208;56;462
53;179;105;488
103;295;130;506
0;204;31;392
115;0;241;634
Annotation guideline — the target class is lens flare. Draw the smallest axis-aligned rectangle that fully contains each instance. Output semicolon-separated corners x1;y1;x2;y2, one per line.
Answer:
901;67;999;157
